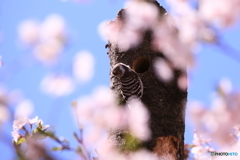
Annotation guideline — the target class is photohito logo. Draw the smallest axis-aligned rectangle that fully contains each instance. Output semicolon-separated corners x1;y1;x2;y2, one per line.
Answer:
210;152;238;156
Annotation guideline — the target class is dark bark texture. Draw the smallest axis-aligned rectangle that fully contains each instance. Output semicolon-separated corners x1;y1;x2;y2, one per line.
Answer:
107;1;187;160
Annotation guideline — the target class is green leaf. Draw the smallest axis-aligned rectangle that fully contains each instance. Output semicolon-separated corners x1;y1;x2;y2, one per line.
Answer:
76;146;86;157
120;132;142;152
17;138;26;145
52;147;63;151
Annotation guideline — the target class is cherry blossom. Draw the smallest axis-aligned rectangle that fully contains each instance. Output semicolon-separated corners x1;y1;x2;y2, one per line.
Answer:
13;116;29;131
0;104;9;124
33;40;63;64
75;86;150;149
98;0;159;51
40;74;74;97
190;131;214;160
127;99;150;141
97;139;158;160
73;51;95;83
14;99;34;119
189;79;240;150
11;130;21;143
18;20;40;45
36;119;50;130
199;0;240;27
12;116;49;143
153;57;173;82
18;14;68;65
29;116;39;125
40;14;67;41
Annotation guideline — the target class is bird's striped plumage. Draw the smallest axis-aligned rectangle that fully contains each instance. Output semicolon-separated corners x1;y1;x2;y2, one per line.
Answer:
112;63;143;100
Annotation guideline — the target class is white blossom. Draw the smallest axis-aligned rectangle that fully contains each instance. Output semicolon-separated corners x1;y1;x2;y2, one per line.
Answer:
128;99;150;141
36;118;49;130
199;0;240;27
178;74;188;90
73;51;95;83
98;0;159;51
11;130;21;143
0;104;9;124
129;149;158;160
154;58;173;82
18;20;40;45
40;74;74;97
18;14;68;65
29;116;39;125
125;1;158;30
219;78;232;94
13;117;29;131
12;116;49;143
40;14;66;41
33;40;63;64
15;99;34;119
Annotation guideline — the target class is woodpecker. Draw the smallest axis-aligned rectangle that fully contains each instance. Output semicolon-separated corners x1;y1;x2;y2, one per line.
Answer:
111;63;143;101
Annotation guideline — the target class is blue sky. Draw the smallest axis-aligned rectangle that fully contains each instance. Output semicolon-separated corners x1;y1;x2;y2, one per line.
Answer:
0;0;240;159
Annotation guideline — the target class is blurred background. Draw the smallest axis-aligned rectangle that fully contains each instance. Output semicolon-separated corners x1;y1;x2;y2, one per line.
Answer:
0;0;240;159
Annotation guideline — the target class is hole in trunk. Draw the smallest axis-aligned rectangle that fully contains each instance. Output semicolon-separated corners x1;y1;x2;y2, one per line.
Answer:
132;56;150;73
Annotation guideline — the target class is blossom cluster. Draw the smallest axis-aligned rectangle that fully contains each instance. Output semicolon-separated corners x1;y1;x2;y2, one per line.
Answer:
11;116;49;144
39;50;95;97
189;79;240;159
74;86;152;159
190;131;214;160
18;14;68;65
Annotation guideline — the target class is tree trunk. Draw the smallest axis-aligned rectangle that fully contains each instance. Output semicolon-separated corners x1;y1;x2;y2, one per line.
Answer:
107;2;187;160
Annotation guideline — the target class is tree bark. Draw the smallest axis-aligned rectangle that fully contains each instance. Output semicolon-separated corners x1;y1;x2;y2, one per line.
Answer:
107;2;187;160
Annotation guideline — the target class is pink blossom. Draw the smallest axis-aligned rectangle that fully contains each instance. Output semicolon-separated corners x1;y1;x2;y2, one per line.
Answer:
35;118;49;130
40;14;66;41
127;99;150;141
40;74;74;97
199;0;239;27
98;20;123;43
218;78;232;94
33;40;63;64
98;144;126;160
99;19;141;51
153;15;195;70
73;51;95;83
153;57;173;82
76;87;125;131
97;141;158;160
13;116;29;131
189;79;240;146
11;131;21;143
190;131;213;159
15;99;34;119
29;116;39;125
192;131;211;146
0;104;9;124
129;149;158;160
124;1;158;31
18;20;40;45
18;14;68;65
178;74;188;90
98;20;123;42
98;1;159;51
75;86;151;149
